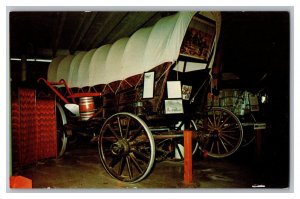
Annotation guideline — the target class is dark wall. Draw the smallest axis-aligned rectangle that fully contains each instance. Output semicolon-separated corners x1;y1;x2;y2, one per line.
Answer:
10;60;48;89
220;11;290;187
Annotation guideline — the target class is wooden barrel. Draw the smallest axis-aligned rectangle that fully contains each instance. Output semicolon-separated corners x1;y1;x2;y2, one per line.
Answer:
79;97;95;121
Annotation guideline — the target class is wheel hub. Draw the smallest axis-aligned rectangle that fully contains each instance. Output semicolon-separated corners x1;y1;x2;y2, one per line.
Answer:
212;129;220;138
110;139;130;156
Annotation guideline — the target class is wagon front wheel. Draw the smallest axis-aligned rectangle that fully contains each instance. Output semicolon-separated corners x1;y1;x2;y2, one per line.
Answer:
98;112;155;183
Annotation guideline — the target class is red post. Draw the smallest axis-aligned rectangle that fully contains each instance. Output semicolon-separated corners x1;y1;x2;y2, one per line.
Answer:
184;130;193;184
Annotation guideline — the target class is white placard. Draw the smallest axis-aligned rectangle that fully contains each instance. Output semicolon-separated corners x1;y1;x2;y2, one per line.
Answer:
167;81;182;99
143;71;155;98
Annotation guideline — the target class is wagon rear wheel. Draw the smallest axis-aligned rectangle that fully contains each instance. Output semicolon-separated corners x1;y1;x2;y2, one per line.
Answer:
240;113;256;147
98;112;155;183
195;107;243;158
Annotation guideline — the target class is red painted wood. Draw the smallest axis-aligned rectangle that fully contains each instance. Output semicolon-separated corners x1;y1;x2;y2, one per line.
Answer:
184;130;193;184
67;92;101;98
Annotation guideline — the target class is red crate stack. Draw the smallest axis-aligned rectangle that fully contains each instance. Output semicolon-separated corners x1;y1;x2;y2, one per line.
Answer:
36;98;57;160
11;88;57;169
11;97;21;169
18;88;38;166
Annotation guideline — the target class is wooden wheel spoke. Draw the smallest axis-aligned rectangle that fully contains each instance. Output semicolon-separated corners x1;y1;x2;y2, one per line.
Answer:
218;138;229;152
132;149;150;162
102;136;118;143
129;153;144;174
219;114;232;129
196;120;212;131
126;156;133;179
209;141;214;153
207;124;214;130
220;123;239;130
213;109;217;127
217;113;221;127
128;126;143;141
118;157;126;176
125;117;131;139
220;133;239;140
208;117;214;127
211;109;223;126
109;156;122;168
107;124;121;140
117;117;123;138
217;140;220;154
221;130;239;133
219;135;235;148
197;123;205;130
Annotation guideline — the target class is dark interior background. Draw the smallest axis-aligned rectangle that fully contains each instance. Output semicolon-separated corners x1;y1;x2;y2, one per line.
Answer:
221;11;290;188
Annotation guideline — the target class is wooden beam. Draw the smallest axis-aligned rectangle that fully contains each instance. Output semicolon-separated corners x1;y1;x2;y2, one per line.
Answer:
67;12;86;53
69;12;98;54
52;12;67;58
103;12;157;44
84;12;128;50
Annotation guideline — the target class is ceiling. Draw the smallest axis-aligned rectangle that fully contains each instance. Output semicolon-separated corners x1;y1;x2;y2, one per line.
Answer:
9;11;177;60
9;11;290;78
9;10;290;97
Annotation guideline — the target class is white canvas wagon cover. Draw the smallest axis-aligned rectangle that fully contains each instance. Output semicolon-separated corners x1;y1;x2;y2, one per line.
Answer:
49;11;221;88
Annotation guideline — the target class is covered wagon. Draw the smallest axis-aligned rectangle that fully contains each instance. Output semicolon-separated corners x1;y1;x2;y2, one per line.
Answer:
39;11;246;183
